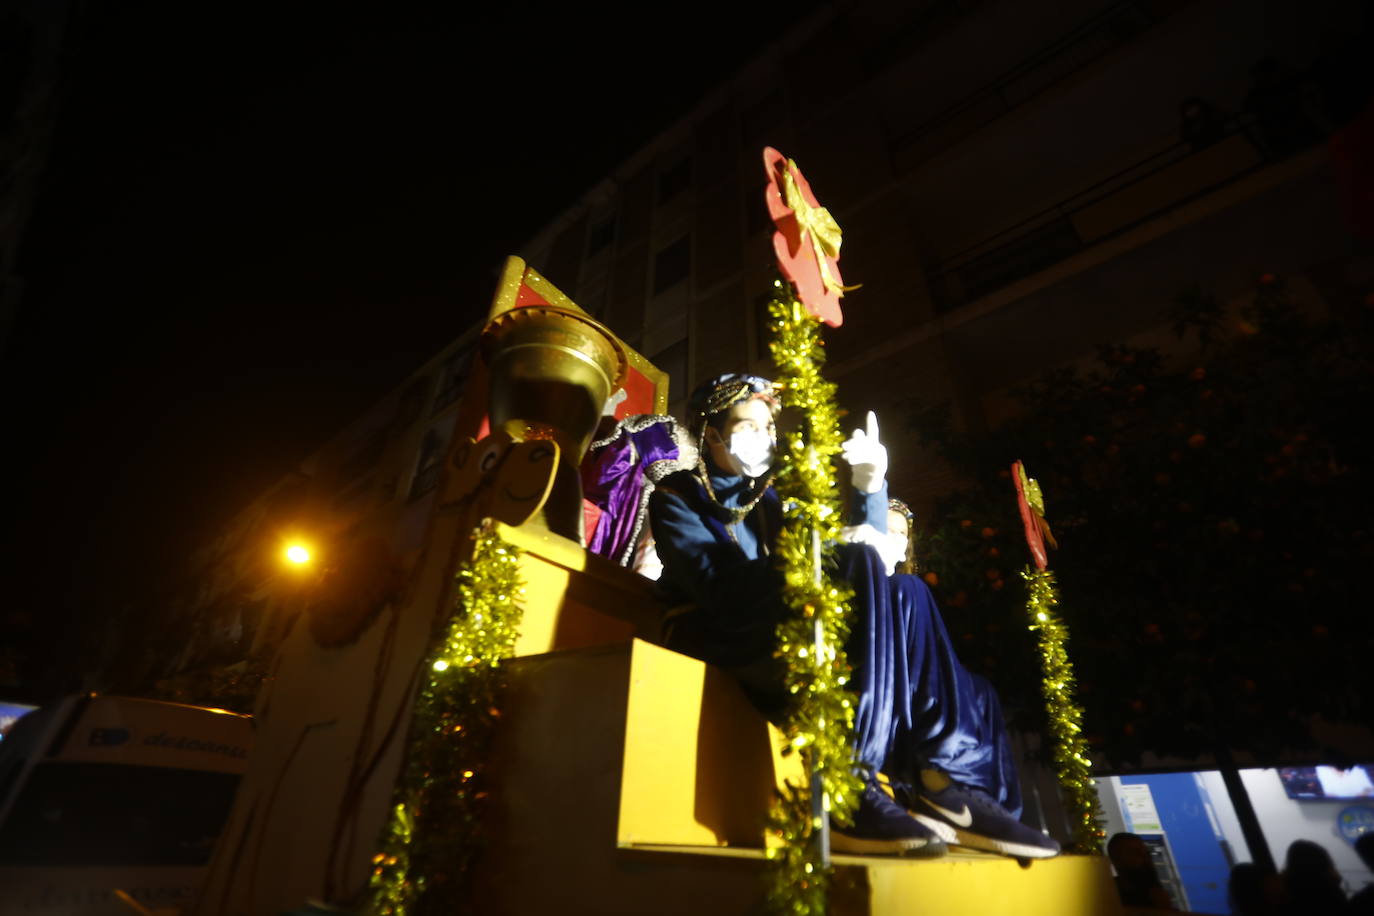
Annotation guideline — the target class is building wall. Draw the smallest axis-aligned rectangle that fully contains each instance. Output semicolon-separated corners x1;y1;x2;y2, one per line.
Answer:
140;0;1373;672
517;0;1369;523
108;323;485;692
141;0;1371;739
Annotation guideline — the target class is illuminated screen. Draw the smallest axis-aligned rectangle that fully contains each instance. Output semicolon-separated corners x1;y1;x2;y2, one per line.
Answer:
1277;765;1374;800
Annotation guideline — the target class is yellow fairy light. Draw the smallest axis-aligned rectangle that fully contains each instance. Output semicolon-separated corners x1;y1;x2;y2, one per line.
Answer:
366;527;526;914
764;284;863;915
1023;566;1106;853
284;544;311;565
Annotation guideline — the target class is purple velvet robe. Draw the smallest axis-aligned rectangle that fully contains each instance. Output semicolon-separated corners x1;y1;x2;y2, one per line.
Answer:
581;415;694;566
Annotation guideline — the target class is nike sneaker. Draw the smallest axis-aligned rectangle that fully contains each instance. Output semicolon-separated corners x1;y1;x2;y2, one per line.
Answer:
830;776;952;857
898;769;1060;859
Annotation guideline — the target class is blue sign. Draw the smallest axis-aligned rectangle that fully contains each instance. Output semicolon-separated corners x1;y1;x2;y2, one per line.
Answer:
1337;806;1374;846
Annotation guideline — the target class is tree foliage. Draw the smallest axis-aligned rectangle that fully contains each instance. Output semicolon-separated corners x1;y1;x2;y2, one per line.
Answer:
909;277;1374;766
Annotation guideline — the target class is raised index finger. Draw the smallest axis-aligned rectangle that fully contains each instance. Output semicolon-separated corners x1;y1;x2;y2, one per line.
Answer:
866;410;880;441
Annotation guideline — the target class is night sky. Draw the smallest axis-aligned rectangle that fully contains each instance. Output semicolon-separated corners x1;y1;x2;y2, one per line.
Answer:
2;1;822;696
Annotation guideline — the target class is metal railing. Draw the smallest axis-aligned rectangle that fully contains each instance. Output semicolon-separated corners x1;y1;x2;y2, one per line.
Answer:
890;1;1158;169
926;111;1323;312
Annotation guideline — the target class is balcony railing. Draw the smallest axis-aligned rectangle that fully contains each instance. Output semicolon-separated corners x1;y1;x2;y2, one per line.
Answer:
889;1;1159;174
927;113;1321;312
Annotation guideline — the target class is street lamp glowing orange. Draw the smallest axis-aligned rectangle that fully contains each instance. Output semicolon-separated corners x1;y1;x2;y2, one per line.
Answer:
285;544;311;565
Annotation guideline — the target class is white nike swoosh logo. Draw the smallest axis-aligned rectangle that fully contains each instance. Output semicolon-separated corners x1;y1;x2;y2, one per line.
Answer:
921;797;974;827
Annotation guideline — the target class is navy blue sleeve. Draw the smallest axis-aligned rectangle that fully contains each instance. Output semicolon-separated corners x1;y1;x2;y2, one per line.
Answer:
847;481;890;532
649;488;783;615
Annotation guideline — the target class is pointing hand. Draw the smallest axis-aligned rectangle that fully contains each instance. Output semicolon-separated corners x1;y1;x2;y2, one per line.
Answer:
841;410;887;494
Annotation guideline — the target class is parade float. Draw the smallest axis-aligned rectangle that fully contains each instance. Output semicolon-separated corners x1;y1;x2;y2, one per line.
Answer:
192;151;1118;916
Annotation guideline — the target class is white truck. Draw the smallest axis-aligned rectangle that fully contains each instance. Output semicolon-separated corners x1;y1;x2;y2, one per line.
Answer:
0;694;253;916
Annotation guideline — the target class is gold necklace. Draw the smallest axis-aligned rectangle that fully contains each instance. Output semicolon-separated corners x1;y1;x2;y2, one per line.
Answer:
696;455;773;525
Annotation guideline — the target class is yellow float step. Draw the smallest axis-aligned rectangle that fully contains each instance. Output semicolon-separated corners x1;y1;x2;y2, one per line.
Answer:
627;845;1124;916
468;639;1122;915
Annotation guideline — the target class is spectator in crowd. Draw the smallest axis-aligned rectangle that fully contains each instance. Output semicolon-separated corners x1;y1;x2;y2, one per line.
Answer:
1230;861;1286;916
1283;839;1348;915
1107;832;1176;910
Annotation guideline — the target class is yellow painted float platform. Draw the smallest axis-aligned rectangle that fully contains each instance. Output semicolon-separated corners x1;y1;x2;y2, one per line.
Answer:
466;635;1123;915
197;519;1123;913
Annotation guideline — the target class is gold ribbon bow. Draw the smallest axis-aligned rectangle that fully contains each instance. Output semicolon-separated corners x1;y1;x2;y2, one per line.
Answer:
1018;462;1045;517
782;159;860;296
1017;462;1059;550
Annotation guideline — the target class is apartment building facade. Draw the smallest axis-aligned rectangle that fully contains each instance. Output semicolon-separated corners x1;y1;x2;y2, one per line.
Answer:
522;0;1369;517
114;0;1371;708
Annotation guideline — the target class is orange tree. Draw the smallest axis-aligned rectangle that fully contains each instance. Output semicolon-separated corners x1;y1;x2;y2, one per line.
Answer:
908;276;1374;767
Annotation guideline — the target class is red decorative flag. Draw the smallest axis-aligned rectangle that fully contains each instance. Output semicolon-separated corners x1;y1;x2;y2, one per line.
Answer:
1012;460;1058;570
762;147;856;327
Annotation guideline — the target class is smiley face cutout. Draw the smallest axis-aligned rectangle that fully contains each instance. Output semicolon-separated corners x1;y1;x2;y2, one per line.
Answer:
448;430;560;527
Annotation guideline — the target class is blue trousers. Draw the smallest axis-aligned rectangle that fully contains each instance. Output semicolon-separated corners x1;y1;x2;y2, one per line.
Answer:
665;542;1023;818
840;545;1023;818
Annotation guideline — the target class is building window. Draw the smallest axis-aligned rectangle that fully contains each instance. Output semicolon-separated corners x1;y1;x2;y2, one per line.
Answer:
652;235;691;295
433;347;473;414
741;88;785;148
339;433;386;484
587;217;616;256
657;157;692;204
408;428;446;501
333;474;374;509
390;376;431;435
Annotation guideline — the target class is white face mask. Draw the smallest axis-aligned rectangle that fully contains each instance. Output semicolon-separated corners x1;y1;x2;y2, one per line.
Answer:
728;428;774;478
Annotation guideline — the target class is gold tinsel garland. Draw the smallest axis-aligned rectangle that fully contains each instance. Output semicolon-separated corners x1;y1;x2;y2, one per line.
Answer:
1021;566;1105;854
764;284;864;915
366;526;525;915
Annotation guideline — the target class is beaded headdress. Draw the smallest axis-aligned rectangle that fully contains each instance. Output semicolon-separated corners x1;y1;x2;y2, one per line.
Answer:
687;373;779;439
888;497;915;526
888;497;916;573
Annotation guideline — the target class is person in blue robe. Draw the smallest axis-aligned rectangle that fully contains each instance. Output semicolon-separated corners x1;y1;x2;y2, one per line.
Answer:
648;373;1059;859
